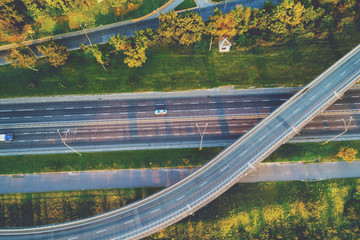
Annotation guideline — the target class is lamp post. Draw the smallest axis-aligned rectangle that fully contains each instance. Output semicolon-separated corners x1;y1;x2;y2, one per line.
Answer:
322;116;352;144
57;129;81;155
196;123;208;151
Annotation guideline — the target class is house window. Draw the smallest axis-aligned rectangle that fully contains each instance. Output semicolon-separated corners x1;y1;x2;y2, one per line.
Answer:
221;47;227;51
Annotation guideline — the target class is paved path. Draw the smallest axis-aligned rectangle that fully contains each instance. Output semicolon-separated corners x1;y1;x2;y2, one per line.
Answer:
195;0;216;8
1;161;358;194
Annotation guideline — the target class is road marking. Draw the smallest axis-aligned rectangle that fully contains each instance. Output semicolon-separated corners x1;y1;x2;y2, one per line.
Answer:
280;99;287;101
91;130;98;132
138;112;146;114
174;103;182;105
100;113;110;115
176;195;185;201
96;229;106;234
191;102;199;104
122;105;129;107
19;140;26;142
84;106;93;109
226;101;234;103
209;101;216;104
243;100;251;102
259;135;266;141
82;114;92;116
68;237;79;240
220;166;228;172
44;115;52;118
66;107;74;109
352;95;360;98
310;127;315;129
199;181;207;187
102;106;111;108
16;109;34;111
146;134;154;137
335;103;343;105
77;137;84;140
0;110;12;112
190;109;199;111
209;108;217;111
293;108;300;114
325;83;331;88
241;123;247;125
138;104;147;106
340;71;346;76
33;140;40;142
23;132;30;135
262;99;270;102
156;103;165;105
355;59;360;64
119;112;127;114
324;126;329;128
228;124;239;126
151;208;160;214
174;110;182;112
226;108;236;110
64;115;71;117
276;122;282;128
35;132;42;134
46;108;54;110
335;119;341;121
263;106;271;108
124;220;134;224
355;103;360;105
1;117;10;119
309;95;316;101
105;136;111;139
243;107;252;109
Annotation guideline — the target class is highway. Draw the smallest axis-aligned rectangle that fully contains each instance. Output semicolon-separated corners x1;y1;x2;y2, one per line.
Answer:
1;89;360;155
0;45;358;240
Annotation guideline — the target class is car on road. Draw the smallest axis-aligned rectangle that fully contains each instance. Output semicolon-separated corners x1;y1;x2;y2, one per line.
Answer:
154;109;167;116
0;133;13;142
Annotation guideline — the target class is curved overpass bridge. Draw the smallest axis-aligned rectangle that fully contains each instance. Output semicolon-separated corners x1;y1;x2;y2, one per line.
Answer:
1;44;360;239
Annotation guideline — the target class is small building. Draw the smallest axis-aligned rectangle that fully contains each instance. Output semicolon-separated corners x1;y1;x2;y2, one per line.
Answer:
218;37;232;52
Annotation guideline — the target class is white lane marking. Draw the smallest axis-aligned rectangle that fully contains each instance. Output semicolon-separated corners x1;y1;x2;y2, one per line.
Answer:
33;140;40;142
102;106;111;108
174;103;182;105
280;99;287;101
191;102;199;104
355;59;360;64
96;229;106;234
276;122;282;128
259;135;266;141
44;115;52;118
16;109;34;111
46;108;54;110
227;108;236;110
243;107;252;109
66;107;74;109
226;101;234;103
309;95;316;101
138;112;146;114
100;113;110;115
352;96;360;98
176;195;185;201
1;117;10;119
151;208;160;214
156;103;165;105
340;71;346;76
68;237;79;240
0;110;12;112
64;115;71;117
84;106;93;109
82;114;92;116
293;108;300;114
199;181;207;187
119;112;127;114
243;100;251;102
124;220;134;224
228;124;239;126
122;105;129;107
35;132;42;134
355;103;360;105
19;140;26;143
335;119;341;122
91;130;98;132
146;134;154;137
105;136;111;139
209;108;217;111
262;99;270;102
190;109;199;111
209;101;216;104
263;106;271;108
310;127;315;129
77;137;84;140
324;126;329;128
220;166;228;172
335;103;343;105
325;83;331;88
138;104;147;106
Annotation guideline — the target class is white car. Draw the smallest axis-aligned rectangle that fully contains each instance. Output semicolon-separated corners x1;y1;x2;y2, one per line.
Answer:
154;109;167;116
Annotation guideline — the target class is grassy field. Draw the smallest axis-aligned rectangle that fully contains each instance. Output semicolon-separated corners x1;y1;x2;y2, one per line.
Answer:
0;140;358;174
174;0;197;11
148;178;360;239
0;187;162;227
1;178;359;239
1;28;359;98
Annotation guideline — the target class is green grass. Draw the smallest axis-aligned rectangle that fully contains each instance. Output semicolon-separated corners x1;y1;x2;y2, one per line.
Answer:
0;139;358;174
174;0;197;11
0;187;162;227
115;0;168;22
1;28;359;98
0;147;223;174
148;178;360;239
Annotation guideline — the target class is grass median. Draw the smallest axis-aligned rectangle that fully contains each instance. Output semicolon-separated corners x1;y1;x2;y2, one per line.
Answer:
0;140;358;174
1;28;359;98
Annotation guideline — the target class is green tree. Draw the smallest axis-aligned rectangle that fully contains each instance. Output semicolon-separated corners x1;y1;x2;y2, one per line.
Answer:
108;34;130;52
6;45;37;71
337;147;358;163
37;41;69;67
206;8;239;41
0;0;26;41
157;11;205;47
107;0;142;8
85;44;108;70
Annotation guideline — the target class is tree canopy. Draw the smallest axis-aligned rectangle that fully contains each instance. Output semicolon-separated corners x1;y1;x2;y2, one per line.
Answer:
37;41;69;67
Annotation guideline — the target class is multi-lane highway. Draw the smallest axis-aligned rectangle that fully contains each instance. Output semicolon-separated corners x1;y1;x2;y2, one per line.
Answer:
0;43;359;239
1;88;360;155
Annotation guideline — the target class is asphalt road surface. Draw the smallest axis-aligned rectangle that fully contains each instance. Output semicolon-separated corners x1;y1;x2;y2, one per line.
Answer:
1;161;359;194
0;42;358;240
2;88;360;155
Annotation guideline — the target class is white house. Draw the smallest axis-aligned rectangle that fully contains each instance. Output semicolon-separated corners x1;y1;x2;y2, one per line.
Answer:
218;37;232;52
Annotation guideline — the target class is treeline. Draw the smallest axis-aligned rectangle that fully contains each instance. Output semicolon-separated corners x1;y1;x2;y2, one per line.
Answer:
6;0;359;70
148;179;360;239
0;0;142;42
0;187;160;227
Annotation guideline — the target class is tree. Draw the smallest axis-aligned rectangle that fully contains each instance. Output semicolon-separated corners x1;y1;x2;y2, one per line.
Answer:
6;46;37;71
157;11;205;47
84;44;108;70
0;0;26;42
337;147;358;163
107;0;142;8
108;34;130;52
206;8;239;41
37;41;69;67
123;46;146;68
